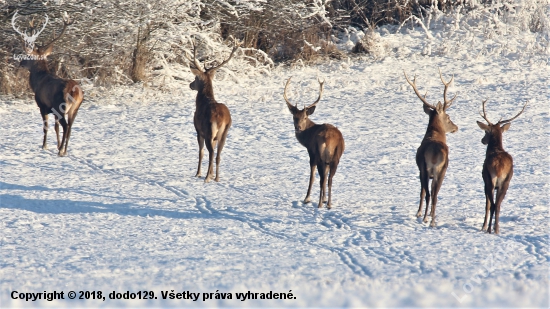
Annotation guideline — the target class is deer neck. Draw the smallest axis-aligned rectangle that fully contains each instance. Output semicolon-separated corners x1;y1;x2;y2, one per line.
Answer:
423;116;447;143
295;119;317;145
486;133;505;155
195;82;216;107
28;60;50;92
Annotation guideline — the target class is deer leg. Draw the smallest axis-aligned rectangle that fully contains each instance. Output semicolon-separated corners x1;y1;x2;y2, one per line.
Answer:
304;158;315;203
41;113;49;150
327;162;338;209
60;113;77;156
429;177;444;227
487;187;496;234
481;176;494;232
204;139;215;183
214;126;230;182
57;117;68;157
421;175;431;223
54;115;61;150
322;164;329;204
317;163;327;208
416;173;429;218
482;193;491;231
195;135;205;177
494;179;511;235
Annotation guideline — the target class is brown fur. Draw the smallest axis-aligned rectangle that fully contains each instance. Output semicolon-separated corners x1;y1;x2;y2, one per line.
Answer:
17;19;83;156
404;71;458;227
187;44;235;183
477;100;526;234
285;79;344;209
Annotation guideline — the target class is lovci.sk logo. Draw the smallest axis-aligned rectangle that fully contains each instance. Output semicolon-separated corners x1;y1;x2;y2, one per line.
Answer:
12;11;49;52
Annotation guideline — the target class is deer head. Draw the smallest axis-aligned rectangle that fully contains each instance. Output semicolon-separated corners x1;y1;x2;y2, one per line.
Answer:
185;38;239;91
284;77;325;133
404;69;458;134
477;100;527;145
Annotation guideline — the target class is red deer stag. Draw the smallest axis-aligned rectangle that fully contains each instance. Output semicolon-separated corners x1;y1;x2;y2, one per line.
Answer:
284;77;345;209
14;13;83;156
404;69;458;227
477;100;526;234
185;40;237;182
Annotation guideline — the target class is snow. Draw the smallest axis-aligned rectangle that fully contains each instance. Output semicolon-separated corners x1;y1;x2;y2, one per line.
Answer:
1;26;548;307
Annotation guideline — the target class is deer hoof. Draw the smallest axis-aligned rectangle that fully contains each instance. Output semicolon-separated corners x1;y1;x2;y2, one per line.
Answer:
317;204;323;209
327;204;332;210
423;218;429;223
416;211;422;217
303;197;311;204
430;221;436;227
214;177;220;182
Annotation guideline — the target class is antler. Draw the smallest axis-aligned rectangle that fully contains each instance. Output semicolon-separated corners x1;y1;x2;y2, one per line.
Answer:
39;14;72;53
306;78;325;109
207;38;240;72
480;100;527;126
29;15;48;40
439;68;456;110
479;99;493;125
283;77;295;108
403;70;437;110
497;102;527;125
185;39;204;72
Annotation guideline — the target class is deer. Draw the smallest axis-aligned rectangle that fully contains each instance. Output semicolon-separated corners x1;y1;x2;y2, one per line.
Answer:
284;77;345;209
477;100;526;234
185;39;237;183
13;12;84;157
404;69;458;227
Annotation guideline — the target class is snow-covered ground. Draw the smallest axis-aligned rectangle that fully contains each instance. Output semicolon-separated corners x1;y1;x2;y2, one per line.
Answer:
1;27;548;307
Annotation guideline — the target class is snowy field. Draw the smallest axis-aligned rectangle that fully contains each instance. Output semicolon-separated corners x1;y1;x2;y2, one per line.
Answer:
0;28;549;307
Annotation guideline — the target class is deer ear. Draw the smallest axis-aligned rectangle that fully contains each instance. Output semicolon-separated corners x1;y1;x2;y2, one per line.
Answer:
423;104;432;115
435;101;443;112
206;70;216;78
306;105;316;115
38;44;53;57
286;102;297;114
501;123;511;132
477;121;490;131
189;67;202;76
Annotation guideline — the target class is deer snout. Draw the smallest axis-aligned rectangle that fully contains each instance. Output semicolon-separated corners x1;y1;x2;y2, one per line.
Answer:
481;136;489;145
295;123;306;133
451;125;458;133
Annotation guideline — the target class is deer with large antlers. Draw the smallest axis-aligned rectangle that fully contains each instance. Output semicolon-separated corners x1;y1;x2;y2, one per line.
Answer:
284;78;345;209
404;69;458;227
185;40;237;182
14;12;83;156
477;100;526;234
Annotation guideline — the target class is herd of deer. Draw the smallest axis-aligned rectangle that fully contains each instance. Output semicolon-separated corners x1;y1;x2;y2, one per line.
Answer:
13;14;527;234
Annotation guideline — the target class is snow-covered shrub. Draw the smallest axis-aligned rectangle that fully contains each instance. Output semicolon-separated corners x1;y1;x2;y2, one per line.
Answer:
0;0;276;94
204;0;336;62
352;28;391;59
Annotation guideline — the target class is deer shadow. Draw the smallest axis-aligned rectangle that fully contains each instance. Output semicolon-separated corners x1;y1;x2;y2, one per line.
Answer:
0;181;174;203
0;192;209;221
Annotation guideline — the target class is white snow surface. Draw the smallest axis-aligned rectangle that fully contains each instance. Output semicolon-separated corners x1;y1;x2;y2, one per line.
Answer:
1;29;549;308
